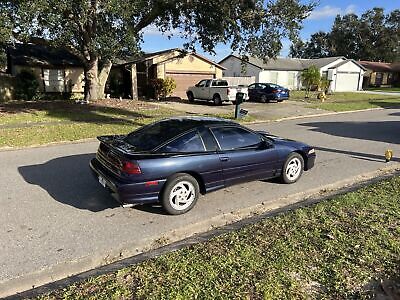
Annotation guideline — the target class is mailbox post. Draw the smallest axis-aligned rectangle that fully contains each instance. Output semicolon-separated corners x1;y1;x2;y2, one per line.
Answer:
234;92;245;119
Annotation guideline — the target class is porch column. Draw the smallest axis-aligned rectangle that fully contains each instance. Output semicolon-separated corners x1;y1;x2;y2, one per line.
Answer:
131;64;138;100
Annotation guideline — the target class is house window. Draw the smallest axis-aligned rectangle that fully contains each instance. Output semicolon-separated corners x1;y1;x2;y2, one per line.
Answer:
43;69;65;92
375;72;383;86
288;72;296;87
270;72;278;84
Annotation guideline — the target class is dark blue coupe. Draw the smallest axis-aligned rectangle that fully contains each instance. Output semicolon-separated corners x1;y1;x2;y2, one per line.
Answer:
90;117;315;215
248;83;290;102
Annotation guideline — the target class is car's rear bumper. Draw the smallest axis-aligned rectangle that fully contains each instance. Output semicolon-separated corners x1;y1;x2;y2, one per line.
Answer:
90;158;165;205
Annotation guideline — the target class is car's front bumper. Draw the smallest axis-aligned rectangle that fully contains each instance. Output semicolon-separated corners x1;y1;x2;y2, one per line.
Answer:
90;158;165;205
306;153;316;170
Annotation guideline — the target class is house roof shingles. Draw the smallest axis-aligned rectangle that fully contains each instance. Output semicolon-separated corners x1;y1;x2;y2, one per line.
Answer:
221;54;348;71
8;43;83;67
359;61;400;72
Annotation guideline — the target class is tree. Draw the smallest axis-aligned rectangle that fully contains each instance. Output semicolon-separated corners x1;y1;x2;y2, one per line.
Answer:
329;13;362;59
0;2;13;70
5;0;315;101
295;8;400;62
301;65;320;98
289;40;306;58
290;31;331;58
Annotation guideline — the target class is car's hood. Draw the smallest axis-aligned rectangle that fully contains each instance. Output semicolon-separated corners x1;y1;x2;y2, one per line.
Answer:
258;131;311;150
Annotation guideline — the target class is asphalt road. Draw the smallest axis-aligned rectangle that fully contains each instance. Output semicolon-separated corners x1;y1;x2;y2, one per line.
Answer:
1;108;399;297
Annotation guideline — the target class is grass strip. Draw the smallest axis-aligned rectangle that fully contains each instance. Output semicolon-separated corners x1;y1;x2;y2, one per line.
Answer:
289;91;400;112
37;176;400;299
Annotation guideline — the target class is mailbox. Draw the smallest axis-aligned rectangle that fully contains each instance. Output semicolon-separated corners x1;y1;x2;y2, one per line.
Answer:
235;92;245;104
234;92;246;119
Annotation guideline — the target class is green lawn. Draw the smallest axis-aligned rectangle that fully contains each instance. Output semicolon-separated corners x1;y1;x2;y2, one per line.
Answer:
0;100;180;148
290;91;400;112
0;100;254;148
37;175;400;300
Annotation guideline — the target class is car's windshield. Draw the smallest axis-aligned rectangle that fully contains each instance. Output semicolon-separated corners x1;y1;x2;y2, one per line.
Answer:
123;119;198;152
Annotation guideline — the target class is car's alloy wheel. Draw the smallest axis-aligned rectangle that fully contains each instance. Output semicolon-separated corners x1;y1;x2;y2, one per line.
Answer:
162;174;199;215
281;153;304;183
260;95;268;103
213;94;222;105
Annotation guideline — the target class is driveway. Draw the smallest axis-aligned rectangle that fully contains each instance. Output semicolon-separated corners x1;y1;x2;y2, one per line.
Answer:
156;99;327;121
1;108;399;297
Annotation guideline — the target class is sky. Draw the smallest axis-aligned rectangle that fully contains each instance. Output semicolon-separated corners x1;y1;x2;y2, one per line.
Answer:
140;0;398;63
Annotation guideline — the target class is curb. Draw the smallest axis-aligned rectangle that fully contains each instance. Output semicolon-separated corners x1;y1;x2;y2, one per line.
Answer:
2;163;399;299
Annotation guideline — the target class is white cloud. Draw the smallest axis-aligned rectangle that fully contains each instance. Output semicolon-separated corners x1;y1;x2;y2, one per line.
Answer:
344;4;357;14
307;4;357;20
141;24;179;36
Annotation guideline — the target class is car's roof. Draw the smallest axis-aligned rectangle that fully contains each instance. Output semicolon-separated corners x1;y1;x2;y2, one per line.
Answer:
159;116;237;129
123;117;239;152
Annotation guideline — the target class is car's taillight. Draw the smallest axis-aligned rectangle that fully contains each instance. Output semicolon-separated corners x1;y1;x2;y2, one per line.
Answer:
272;89;278;93
121;161;141;174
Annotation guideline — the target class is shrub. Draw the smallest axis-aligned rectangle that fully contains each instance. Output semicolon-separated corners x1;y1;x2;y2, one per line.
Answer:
150;77;177;100
301;65;320;98
15;70;40;100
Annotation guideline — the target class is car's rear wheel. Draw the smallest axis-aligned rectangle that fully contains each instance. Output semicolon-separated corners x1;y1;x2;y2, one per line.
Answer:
260;95;268;103
161;173;200;215
187;92;195;102
281;153;304;184
213;94;222;106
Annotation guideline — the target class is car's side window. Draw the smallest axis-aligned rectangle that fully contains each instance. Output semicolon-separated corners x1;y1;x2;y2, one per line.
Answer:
197;80;206;87
210;127;262;151
248;84;255;90
159;131;205;153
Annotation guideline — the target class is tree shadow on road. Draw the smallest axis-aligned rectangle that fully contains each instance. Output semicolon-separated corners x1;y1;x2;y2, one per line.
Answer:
299;120;400;145
18;153;119;212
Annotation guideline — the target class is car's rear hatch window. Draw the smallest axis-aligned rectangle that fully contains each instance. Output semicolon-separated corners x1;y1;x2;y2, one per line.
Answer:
123;119;199;152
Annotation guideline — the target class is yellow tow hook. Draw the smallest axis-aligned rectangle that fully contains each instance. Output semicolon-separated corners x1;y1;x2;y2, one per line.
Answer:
385;149;393;162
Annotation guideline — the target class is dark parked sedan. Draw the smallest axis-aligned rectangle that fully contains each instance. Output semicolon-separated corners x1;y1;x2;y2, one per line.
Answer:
248;83;290;102
90;117;315;214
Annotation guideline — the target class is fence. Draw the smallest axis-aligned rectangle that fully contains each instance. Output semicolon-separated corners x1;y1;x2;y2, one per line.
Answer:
222;76;256;86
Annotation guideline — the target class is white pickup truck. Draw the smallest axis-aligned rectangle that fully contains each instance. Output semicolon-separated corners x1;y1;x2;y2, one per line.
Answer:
186;79;248;105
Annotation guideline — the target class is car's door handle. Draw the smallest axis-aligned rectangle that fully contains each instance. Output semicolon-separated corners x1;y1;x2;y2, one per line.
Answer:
220;157;230;162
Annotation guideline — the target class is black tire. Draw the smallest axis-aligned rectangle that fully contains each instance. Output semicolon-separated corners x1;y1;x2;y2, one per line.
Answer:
281;153;304;184
161;173;200;215
187;92;195;102
213;94;222;106
277;99;284;102
260;95;268;103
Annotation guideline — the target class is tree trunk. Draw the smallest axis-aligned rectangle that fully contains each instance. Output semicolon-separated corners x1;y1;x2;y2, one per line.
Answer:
84;58;99;102
98;59;112;99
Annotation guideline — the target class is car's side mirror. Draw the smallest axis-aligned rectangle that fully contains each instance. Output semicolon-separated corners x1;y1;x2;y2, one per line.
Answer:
258;140;272;150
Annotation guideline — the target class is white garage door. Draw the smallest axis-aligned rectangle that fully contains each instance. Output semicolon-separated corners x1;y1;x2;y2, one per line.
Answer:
335;73;360;92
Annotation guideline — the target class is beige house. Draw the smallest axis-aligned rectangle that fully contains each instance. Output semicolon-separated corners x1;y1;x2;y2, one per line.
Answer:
110;49;225;99
359;61;400;88
7;43;84;94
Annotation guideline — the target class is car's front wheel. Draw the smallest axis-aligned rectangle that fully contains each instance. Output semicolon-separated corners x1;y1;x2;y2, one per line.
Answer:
187;92;195;102
281;153;304;184
161;173;200;215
